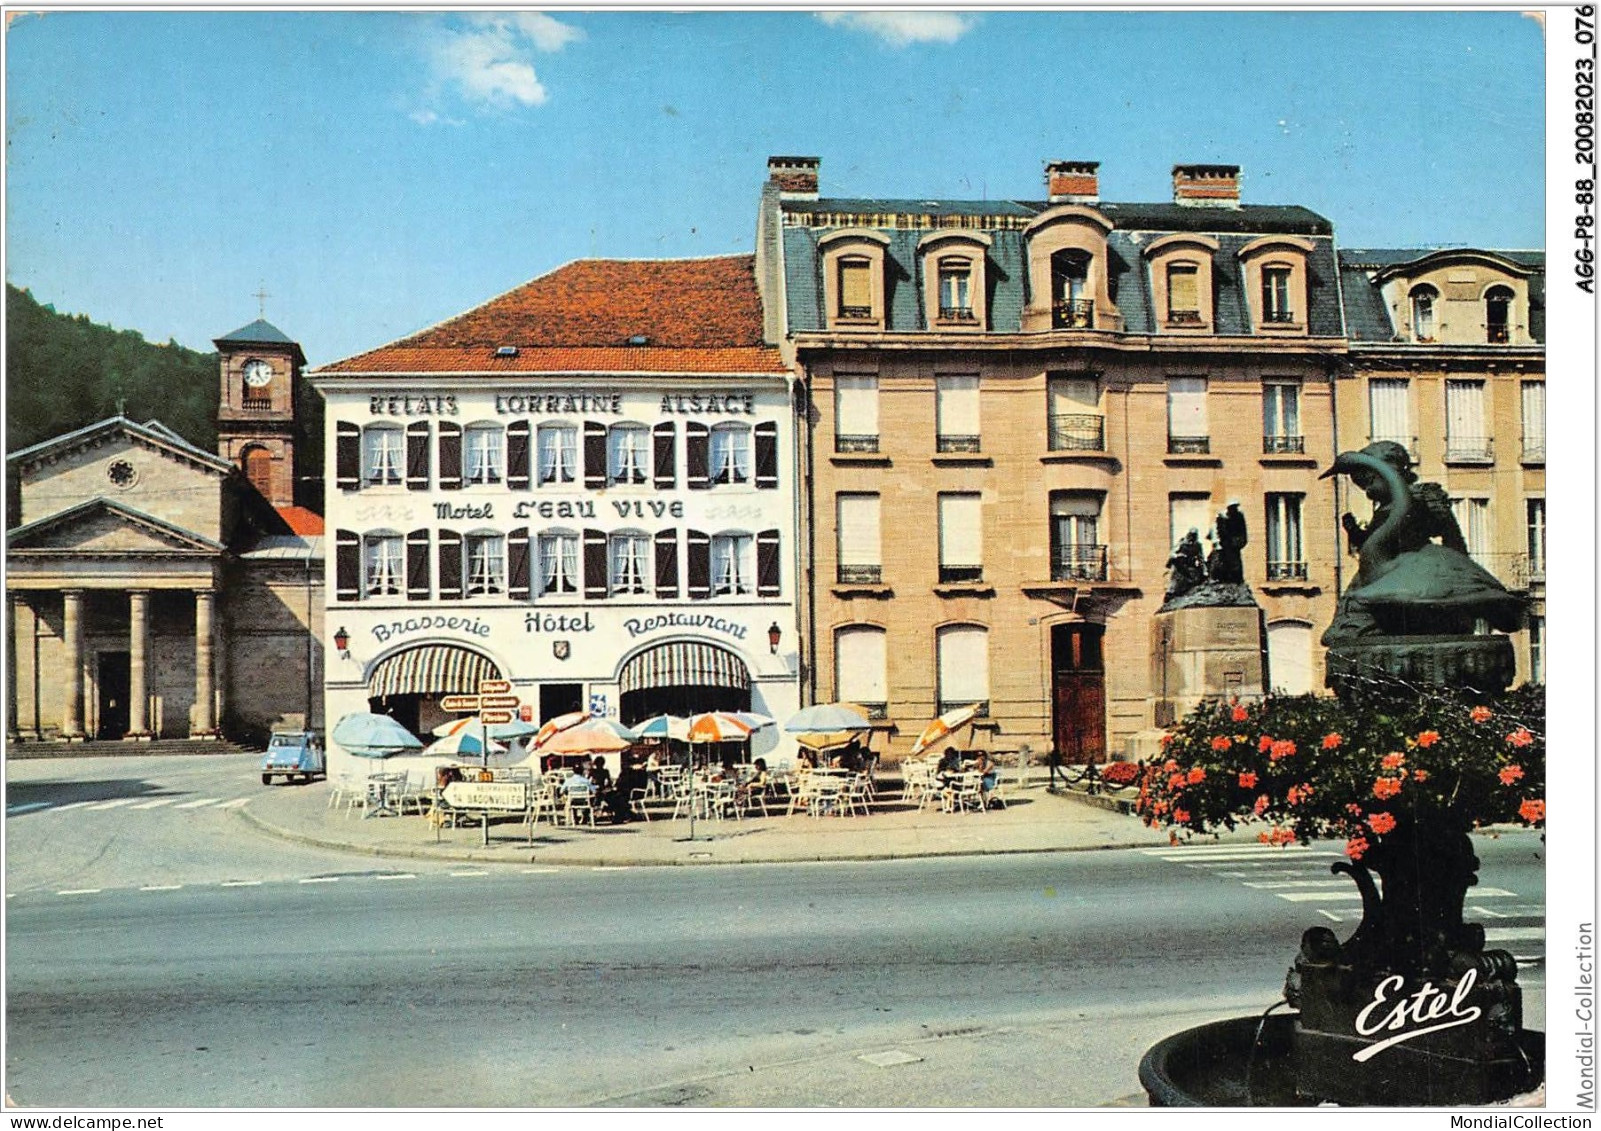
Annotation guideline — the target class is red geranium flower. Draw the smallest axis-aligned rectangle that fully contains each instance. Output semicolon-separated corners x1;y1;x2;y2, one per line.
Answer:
1238;771;1258;789
1416;730;1441;748
1173;809;1191;824
1499;765;1525;786
1160;732;1174;747
1367;811;1397;835
1519;799;1545;823
1507;727;1534;748
1381;751;1407;770
1269;739;1297;761
1373;777;1403;801
1162;759;1180;773
1167;772;1187;791
1253;794;1270;816
1470;705;1493;724
1321;733;1342;750
1187;766;1206;784
1231;705;1250;722
1413;769;1430;782
1259;735;1275;753
1345;803;1364;817
1346;835;1370;860
1210;735;1233;752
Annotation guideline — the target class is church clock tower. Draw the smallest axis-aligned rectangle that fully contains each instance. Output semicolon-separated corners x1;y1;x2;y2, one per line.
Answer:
214;318;306;508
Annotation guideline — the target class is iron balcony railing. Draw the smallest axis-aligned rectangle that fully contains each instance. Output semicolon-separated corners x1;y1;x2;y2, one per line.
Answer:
1051;299;1095;330
1263;309;1298;324
1522;437;1545;463
1445;436;1494;462
938;700;990;719
1167;309;1204;326
939;564;983;585
938;306;977;323
835;434;880;454
853;701;889;721
1168;435;1212;455
1266;560;1310;582
1488;323;1511;344
240;398;274;412
936;435;982;454
1049;413;1105;452
837;563;883;585
1051;544;1109;582
1262;434;1306;454
838;304;874;320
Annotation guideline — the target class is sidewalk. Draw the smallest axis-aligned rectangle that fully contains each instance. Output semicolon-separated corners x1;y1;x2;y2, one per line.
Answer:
241;774;1198;867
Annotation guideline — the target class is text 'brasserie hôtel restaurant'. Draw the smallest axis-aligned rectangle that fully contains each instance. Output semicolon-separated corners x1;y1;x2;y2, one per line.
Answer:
311;256;801;777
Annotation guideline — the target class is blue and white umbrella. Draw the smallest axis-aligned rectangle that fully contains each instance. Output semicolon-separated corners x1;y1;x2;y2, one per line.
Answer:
783;703;872;734
331;712;424;759
633;714;691;741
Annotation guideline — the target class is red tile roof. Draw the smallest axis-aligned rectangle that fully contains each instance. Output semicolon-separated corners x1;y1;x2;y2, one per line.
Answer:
275;505;325;536
318;255;787;376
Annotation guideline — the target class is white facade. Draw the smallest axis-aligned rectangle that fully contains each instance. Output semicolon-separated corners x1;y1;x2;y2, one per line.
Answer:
314;376;801;778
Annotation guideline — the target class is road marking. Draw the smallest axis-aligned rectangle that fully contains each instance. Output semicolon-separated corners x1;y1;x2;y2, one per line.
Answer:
174;798;222;809
1484;927;1545;943
298;877;339;885
1244;879;1362;890
1318;910;1341;922
523;867;560;874
140;884;183;891
1143;843;1321;857
6;802;51;815
372;873;417;881
57;888;101;896
48;801;95;813
219;880;262;887
128;798;178;810
1276;887;1519;903
217;798;251;810
450;870;490;877
1173;852;1334;864
85;798;137;811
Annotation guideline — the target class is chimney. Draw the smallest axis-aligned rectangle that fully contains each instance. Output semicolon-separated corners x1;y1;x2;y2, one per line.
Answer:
767;155;820;201
1045;160;1100;204
1172;164;1241;208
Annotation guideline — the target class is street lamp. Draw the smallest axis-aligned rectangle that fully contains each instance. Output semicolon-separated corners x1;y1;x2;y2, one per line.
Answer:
333;626;350;660
768;622;782;654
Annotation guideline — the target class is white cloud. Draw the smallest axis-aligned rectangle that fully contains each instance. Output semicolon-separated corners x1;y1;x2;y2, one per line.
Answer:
421;12;583;113
816;11;976;46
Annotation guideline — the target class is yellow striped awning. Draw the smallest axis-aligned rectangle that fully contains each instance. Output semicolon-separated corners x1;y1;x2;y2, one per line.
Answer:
619;641;749;694
368;645;501;698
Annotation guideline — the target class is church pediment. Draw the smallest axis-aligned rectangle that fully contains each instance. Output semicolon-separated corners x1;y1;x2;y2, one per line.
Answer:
7;499;224;556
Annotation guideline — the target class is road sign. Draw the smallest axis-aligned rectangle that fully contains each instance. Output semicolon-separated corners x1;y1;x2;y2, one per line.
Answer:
443;781;527;811
480;694;520;709
479;709;514;725
478;679;512;695
440;695;481;712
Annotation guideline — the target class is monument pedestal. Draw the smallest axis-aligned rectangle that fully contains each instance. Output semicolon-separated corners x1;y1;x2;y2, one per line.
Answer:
1151;604;1267;726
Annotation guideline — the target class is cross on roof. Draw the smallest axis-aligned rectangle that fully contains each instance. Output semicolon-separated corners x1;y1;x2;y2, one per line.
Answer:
253;284;271;318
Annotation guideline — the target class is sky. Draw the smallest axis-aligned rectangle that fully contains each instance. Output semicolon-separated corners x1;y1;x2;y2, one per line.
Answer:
4;8;1547;368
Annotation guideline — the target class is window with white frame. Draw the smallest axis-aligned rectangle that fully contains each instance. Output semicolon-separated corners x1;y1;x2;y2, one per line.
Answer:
363;531;403;597
1450;496;1492;568
835;626;888;716
1047;373;1103;451
935;374;981;453
1526;498;1545;582
1169;494;1213;554
1368;378;1412;451
1261;265;1294;323
608;532;650;597
938;493;983;584
938;258;974;322
608;425;649;486
1266;621;1314;695
835;375;880;453
936;624;990;716
837;493;882;585
1410;285;1438;341
1485;286;1514;343
1521;381;1545;462
1167;263;1201;324
539;531;579;595
1050;493;1104;581
464;532;506;597
1265;493;1307;580
463;424;504;485
362;426;403;486
709;424;752;485
1167;377;1209;454
710;533;754;596
1528;614;1544;684
838;257;873;319
1445;380;1490;461
1262;382;1303;453
537;423;578;485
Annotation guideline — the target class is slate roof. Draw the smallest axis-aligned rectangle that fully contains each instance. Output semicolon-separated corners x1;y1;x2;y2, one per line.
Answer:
214;318;307;364
6;497;226;553
317;256;787;376
1337;249;1546;344
239;534;324;561
7;416;234;474
780;197;1342;337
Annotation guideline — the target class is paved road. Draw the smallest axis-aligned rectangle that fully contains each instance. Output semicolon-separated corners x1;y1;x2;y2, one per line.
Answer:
6;825;1545;1108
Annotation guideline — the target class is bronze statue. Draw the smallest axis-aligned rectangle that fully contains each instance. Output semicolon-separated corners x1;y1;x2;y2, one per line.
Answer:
1210;502;1247;585
1164;528;1207;600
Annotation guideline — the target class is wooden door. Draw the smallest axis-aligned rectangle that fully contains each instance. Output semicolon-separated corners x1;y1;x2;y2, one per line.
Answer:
1051;624;1106;765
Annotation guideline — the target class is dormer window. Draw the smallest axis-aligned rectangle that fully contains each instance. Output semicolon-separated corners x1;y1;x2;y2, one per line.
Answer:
1145;234;1218;333
1410;284;1438;342
1238;235;1313;335
1167;264;1201;325
820;229;891;329
1262;265;1295;323
1051;250;1094;328
1486;285;1514;343
918;231;990;331
938;258;974;322
838;257;872;319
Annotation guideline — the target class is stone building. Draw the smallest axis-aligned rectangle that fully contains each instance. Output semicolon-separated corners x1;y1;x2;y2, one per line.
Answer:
756;156;1354;761
310;256;801;778
5;320;324;744
1334;247;1545;684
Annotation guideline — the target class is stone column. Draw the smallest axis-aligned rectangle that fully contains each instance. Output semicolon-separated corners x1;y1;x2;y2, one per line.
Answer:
193;588;217;738
61;588;85;740
127;590;151;739
6;591;20;742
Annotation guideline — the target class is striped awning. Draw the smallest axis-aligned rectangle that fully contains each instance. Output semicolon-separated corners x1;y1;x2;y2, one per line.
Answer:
620;641;749;694
368;645;502;699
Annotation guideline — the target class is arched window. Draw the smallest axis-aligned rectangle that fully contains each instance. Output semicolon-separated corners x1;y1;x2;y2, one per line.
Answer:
538;530;580;595
838;256;874;319
1485;286;1514;343
835;625;888;716
464;529;506;597
607;424;649;486
936;624;990;716
710;531;754;596
1410;284;1438;341
1051;249;1093;328
536;422;577;485
241;445;272;497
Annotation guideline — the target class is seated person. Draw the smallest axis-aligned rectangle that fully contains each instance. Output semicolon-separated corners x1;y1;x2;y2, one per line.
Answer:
936;745;963;783
589;755;614;794
738;757;771;807
611;751;648;822
563;762;593;797
971;751;998;803
795;749;816;772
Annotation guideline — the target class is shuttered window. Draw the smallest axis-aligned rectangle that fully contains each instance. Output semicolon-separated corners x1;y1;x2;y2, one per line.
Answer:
711;533;754;597
363;426;403;486
537;424;578;485
685;530;711;599
1166;377;1208;442
654;529;679;599
1169;494;1213;552
935;374;980;451
1521;381;1545;461
505;421;531;490
582;529;608;599
334;529;360;601
405;422;431;490
609;532;650;597
835;626;888;706
335;423;361;490
1167;263;1200;320
756;529;781;597
465;533;506;597
1445;380;1489;460
436;530;463;600
936;625;989;712
538;532;579;595
754;421;779;489
507;528;531;601
436;423;463;491
837;493;881;583
608;425;649;486
582;422;607;489
835;375;879;451
652;422;676;489
684;422;710;489
839;257;872;316
1368;379;1411;448
406;529;431;600
938;493;982;583
709;424;751;485
364;532;403;597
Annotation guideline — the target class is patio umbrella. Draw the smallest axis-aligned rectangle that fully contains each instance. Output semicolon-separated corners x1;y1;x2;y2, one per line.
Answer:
795;731;858;753
331;712;423;758
784;703;872;734
537;718;637;755
685;711;768;743
422;729;507;759
530;710;590;749
633;714;691;741
433;715;541;742
910;704;982;756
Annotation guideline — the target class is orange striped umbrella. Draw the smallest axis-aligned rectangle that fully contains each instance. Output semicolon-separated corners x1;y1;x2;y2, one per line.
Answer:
910;704;981;756
531;710;590;749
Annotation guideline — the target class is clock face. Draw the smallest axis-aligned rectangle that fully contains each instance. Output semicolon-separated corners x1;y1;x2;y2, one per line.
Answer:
243;359;273;388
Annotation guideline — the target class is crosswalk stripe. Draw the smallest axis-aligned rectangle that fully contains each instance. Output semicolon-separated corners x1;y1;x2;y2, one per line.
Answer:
128;798;178;810
1244;879;1359;890
48;801;94;813
173;798;222;809
372;873;416;881
1277;886;1519;903
57;888;101;896
140;884;182;891
1143;844;1322;857
298;877;339;885
6;802;50;815
1483;927;1545;943
220;880;262;887
216;798;251;809
1167;852;1335;864
85;798;136;811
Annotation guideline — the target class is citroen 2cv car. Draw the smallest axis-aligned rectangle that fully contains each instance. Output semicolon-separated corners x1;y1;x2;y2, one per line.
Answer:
260;730;325;785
